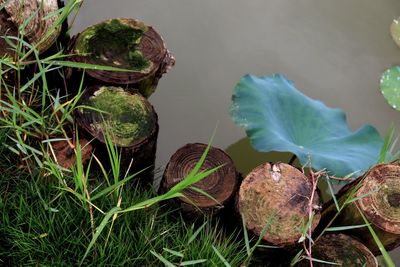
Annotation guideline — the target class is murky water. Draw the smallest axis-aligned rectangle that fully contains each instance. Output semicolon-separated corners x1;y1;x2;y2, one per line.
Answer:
73;0;400;263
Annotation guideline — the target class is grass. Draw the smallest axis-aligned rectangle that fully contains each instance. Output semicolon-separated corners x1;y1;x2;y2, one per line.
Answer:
0;169;247;266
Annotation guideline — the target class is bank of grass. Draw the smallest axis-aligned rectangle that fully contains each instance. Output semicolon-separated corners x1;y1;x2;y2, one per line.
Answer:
0;163;247;266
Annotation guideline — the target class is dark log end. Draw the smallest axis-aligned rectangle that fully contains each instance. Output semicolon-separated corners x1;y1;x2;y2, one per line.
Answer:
52;139;92;169
160;143;239;215
297;234;377;267
357;164;400;234
238;162;321;246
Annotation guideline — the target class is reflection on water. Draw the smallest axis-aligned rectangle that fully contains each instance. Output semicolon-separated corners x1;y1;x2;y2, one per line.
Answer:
225;137;297;175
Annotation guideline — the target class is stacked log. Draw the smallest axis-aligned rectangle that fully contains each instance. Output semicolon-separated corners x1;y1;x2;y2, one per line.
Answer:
297;234;377;267
238;162;321;246
75;85;158;180
159;143;239;216
320;163;400;255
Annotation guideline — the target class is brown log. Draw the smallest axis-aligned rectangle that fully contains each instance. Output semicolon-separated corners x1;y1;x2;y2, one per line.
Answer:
238;162;321;246
320;163;400;255
68;18;175;98
51;138;92;169
0;0;61;57
297;234;377;267
74;85;158;181
159;143;239;216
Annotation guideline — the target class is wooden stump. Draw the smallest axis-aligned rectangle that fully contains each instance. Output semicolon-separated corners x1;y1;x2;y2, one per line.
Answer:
68;18;175;98
321;163;400;255
75;85;158;181
297;234;377;267
0;0;62;56
51;138;93;169
238;162;321;246
159;143;239;216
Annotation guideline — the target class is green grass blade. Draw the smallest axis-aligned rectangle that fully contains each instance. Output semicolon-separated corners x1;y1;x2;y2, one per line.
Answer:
187;222;207;245
325;175;339;211
325;224;370;231
357;206;395;267
150;250;176;267
80;207;121;265
163;248;184;258
212;245;231;267
179;259;207;266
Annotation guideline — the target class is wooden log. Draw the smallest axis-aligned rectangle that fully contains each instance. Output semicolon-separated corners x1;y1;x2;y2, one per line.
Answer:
297;234;378;267
159;143;239;216
0;0;62;56
68;18;175;98
51;138;92;169
74;85;158;181
238;162;321;246
320;163;400;255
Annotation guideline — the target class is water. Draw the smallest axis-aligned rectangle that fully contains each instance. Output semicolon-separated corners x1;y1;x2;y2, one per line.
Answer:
72;0;400;263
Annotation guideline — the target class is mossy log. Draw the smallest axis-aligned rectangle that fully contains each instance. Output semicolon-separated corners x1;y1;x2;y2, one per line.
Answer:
75;85;158;181
297;234;377;267
159;143;239;216
320;163;400;255
68;18;175;98
238;162;321;246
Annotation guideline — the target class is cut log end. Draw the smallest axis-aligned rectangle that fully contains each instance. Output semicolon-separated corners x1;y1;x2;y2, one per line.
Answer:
356;164;400;234
238;162;321;246
0;0;61;55
70;18;175;97
52;139;92;169
160;143;238;214
76;86;157;148
298;234;378;267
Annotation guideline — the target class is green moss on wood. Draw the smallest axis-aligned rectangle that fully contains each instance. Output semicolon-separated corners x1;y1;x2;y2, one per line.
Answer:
84;86;156;147
75;19;150;71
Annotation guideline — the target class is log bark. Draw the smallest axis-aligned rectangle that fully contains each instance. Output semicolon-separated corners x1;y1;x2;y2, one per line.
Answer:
74;85;158;182
297;234;377;267
68;18;175;98
238;162;321;246
320;163;400;255
0;0;61;56
159;143;239;216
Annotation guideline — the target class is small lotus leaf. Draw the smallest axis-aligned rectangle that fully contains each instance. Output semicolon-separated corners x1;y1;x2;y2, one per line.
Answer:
391;17;400;48
230;74;383;177
380;66;400;111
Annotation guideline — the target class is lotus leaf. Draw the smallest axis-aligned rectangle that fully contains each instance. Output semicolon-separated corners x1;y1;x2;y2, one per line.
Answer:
230;74;383;177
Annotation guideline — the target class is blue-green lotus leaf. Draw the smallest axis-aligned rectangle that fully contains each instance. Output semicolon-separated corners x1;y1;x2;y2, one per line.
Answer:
230;74;383;177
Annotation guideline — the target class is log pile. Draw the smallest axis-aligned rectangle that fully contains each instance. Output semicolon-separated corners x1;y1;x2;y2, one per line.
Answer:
2;2;399;265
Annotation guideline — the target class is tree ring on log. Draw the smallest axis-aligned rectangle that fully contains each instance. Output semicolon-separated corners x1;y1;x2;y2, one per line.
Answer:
70;18;174;96
160;143;238;213
298;234;378;267
238;162;321;246
75;86;157;148
356;164;400;234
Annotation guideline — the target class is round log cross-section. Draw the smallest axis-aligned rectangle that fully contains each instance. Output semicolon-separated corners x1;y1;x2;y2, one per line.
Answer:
238;162;321;246
69;18;175;97
75;85;158;181
159;143;239;215
322;164;400;254
297;234;378;267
